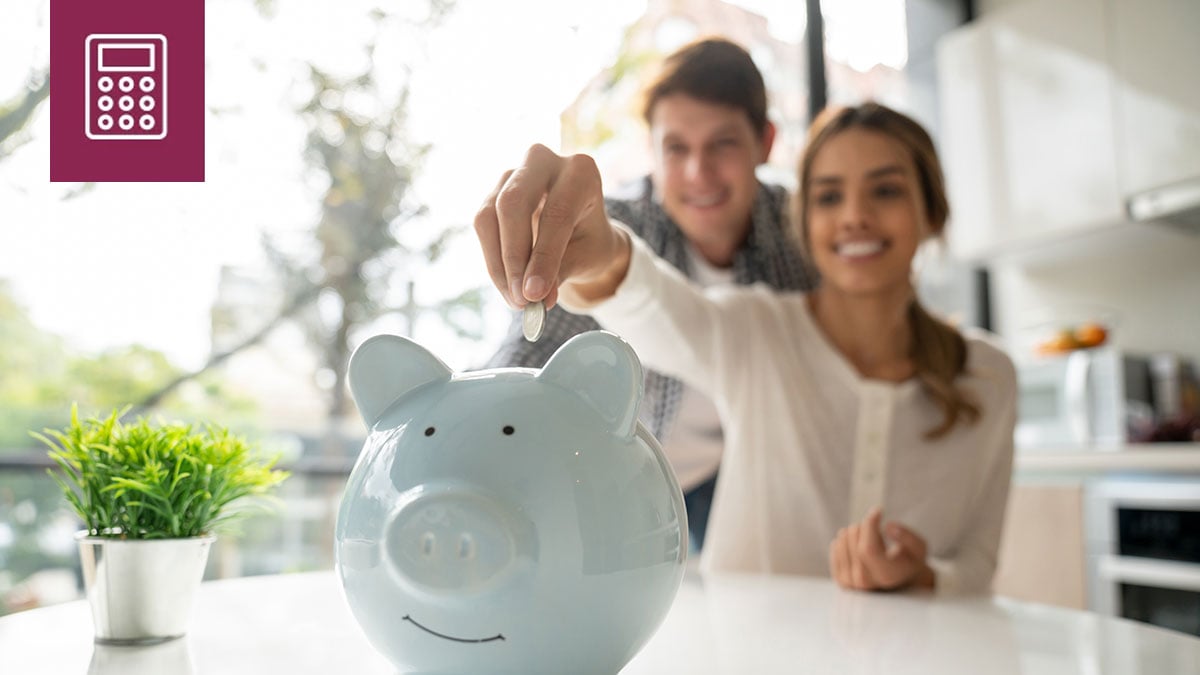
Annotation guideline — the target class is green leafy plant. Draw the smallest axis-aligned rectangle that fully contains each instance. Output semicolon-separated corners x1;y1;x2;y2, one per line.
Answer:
34;407;289;539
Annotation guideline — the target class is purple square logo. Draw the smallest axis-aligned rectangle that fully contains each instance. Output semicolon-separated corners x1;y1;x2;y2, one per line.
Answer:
51;0;204;182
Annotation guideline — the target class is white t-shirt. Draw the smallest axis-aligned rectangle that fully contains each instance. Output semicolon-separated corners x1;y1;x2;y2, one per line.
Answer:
662;244;733;492
564;230;1018;594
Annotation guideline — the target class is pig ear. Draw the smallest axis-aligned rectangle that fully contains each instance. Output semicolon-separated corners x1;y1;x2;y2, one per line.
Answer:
538;331;643;438
348;335;452;427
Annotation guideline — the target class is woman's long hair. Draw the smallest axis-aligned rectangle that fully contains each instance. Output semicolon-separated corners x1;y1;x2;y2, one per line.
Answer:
794;103;981;439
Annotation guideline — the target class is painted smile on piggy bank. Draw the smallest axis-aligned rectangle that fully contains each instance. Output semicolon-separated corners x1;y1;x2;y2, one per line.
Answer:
402;615;504;644
335;331;687;675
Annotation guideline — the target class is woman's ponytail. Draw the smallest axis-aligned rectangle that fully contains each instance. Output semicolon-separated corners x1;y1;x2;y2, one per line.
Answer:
909;300;980;439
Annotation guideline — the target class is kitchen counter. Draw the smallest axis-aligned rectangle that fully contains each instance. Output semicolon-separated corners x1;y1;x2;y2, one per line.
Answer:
1016;442;1200;475
2;569;1199;674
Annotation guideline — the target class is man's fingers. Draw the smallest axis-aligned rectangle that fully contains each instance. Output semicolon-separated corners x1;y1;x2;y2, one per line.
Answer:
495;144;563;305
524;153;601;301
475;145;611;310
474;169;516;307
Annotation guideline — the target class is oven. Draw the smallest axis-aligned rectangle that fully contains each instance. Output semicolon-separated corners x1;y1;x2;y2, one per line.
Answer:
1086;479;1200;636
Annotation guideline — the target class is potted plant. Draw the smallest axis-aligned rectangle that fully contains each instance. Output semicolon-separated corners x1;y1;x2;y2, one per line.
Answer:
34;406;289;645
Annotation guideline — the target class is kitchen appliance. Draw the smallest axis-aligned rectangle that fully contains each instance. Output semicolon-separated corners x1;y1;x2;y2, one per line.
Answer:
1015;347;1153;449
1152;354;1193;418
1127;177;1200;230
1085;479;1200;637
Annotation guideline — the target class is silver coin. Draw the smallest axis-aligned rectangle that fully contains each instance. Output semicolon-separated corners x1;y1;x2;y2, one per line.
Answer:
522;300;546;342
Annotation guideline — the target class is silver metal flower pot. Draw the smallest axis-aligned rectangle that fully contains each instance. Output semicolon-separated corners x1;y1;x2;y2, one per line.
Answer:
76;532;215;645
88;638;196;675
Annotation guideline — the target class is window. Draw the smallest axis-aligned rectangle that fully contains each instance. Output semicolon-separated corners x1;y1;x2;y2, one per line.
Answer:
0;0;816;615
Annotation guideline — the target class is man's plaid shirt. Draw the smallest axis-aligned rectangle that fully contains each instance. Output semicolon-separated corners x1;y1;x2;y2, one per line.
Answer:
485;175;818;443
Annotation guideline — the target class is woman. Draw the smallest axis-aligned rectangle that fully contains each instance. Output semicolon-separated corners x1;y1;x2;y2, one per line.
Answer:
474;103;1016;594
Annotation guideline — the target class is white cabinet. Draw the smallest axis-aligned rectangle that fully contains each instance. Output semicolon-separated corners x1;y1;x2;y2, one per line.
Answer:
938;0;1123;260
936;0;1198;261
1107;0;1200;196
991;0;1123;244
938;25;1007;260
993;483;1087;609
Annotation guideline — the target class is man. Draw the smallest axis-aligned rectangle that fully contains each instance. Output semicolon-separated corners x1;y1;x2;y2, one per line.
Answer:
484;37;816;550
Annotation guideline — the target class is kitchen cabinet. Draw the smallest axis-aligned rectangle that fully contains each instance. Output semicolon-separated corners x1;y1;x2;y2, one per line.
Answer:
936;0;1200;262
994;483;1087;609
1107;0;1200;196
937;0;1123;261
937;26;1005;260
997;444;1200;610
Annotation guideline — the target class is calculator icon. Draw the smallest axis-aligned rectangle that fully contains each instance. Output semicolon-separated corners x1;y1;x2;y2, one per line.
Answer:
85;34;167;140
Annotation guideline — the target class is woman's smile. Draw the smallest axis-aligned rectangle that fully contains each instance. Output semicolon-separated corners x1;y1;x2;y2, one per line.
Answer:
834;238;890;260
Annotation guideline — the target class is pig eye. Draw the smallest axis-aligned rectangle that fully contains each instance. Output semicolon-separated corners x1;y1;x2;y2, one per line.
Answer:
502;425;514;436
424;427;436;437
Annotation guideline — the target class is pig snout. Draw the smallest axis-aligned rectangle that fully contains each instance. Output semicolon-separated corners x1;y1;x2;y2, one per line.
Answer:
384;488;529;594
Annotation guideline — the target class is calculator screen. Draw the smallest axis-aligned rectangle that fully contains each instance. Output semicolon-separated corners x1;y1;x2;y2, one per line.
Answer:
98;44;155;72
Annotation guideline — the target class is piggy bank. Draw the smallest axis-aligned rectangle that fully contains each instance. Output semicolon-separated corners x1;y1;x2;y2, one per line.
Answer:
335;331;687;675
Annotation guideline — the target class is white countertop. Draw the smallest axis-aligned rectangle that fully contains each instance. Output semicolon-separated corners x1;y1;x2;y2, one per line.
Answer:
1016;443;1200;474
2;569;1199;674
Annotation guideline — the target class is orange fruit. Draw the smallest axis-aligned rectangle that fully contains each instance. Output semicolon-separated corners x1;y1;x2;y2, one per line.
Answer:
1037;329;1080;355
1073;322;1108;348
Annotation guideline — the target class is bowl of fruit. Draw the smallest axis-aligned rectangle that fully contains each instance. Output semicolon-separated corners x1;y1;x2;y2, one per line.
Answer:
1021;307;1117;358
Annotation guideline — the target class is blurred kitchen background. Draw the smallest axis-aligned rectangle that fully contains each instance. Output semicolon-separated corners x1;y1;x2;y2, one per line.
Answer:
2;0;1198;636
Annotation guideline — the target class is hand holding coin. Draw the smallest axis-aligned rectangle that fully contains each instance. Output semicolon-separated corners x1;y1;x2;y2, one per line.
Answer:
474;145;631;312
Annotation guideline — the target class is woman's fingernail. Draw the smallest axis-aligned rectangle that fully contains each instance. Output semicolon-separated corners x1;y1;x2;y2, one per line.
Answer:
524;275;546;300
510;279;525;305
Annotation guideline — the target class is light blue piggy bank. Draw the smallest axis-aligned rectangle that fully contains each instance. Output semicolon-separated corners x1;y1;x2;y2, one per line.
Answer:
335;331;687;675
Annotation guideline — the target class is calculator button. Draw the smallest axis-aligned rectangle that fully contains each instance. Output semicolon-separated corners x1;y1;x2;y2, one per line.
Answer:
118;115;135;130
98;77;114;92
139;115;155;130
139;96;155;112
119;96;135;112
97;96;114;112
97;115;114;130
139;77;156;92
118;77;135;92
